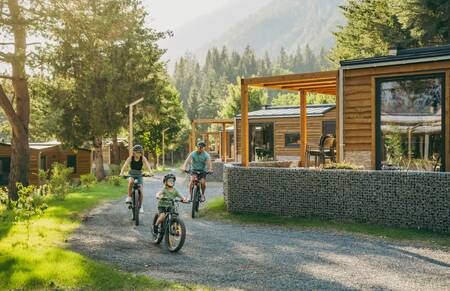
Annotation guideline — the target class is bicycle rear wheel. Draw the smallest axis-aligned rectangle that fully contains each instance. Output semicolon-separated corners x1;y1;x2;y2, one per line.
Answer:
191;185;199;219
165;217;186;252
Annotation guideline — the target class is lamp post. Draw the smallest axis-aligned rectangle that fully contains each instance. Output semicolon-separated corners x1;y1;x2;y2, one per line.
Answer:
127;97;144;156
162;128;169;169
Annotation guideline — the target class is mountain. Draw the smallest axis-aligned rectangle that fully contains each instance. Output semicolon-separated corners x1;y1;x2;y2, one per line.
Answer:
200;0;346;58
159;0;272;64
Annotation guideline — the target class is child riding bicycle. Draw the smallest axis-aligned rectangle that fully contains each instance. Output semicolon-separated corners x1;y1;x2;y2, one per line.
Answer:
154;173;187;233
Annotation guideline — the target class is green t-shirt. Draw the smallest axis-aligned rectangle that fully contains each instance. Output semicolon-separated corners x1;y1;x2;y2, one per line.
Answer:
158;187;182;208
191;150;210;171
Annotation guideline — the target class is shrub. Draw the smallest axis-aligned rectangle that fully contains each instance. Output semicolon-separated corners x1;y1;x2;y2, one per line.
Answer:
109;164;121;176
107;175;122;186
80;173;97;188
0;187;9;208
323;162;363;170
49;163;73;200
12;183;48;247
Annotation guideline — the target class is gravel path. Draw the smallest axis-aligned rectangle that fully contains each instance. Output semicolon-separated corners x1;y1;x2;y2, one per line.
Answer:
69;171;450;290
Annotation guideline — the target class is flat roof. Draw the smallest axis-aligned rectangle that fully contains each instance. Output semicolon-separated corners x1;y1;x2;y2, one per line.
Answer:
236;104;336;119
242;70;338;95
340;44;450;67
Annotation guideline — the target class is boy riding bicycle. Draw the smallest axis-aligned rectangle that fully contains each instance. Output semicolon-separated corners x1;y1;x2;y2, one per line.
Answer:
154;173;187;233
181;141;213;202
119;144;153;213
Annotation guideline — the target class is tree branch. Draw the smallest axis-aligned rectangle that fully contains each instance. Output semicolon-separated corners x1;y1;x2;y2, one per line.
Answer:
0;74;13;80
0;84;18;126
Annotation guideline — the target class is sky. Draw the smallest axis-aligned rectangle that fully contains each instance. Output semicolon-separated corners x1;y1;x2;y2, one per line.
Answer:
144;0;229;31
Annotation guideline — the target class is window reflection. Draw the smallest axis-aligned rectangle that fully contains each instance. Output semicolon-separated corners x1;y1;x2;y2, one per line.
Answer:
378;75;444;171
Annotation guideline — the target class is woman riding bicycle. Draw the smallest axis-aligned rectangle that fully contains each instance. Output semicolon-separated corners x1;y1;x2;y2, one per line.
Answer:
120;144;153;213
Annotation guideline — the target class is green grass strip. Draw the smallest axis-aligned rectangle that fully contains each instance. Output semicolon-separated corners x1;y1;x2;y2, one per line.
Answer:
201;197;450;248
0;182;208;290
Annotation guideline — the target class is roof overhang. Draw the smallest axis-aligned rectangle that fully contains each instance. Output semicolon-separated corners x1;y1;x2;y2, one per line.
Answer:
242;70;338;95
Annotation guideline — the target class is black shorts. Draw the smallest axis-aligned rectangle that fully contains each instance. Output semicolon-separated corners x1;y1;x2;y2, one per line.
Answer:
158;207;172;213
191;172;207;180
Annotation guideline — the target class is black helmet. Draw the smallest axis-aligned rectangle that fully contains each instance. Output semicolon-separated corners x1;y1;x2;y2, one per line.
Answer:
163;173;176;184
197;141;206;148
133;144;143;152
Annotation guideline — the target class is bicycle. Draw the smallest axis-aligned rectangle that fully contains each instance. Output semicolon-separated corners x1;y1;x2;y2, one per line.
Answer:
123;176;142;226
185;170;211;219
152;197;187;252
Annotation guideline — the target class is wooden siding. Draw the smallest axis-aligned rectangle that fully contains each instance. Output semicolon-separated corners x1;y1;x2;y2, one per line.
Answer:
235;108;336;159
343;60;450;170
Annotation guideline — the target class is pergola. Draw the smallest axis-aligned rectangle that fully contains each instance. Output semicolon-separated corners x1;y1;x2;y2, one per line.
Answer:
240;70;339;167
190;119;234;162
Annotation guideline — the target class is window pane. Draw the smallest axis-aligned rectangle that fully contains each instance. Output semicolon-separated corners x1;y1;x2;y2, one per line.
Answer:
285;133;300;148
378;75;444;171
67;155;77;173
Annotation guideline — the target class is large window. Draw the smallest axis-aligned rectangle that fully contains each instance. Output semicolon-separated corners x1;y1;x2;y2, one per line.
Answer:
249;123;274;161
376;74;445;171
285;133;300;148
322;121;336;136
0;157;10;185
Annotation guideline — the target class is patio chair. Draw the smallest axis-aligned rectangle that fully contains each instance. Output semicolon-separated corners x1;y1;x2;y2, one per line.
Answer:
306;135;336;167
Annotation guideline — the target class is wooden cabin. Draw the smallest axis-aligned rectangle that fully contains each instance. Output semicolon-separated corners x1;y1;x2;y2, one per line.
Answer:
0;142;92;186
101;138;128;165
238;45;450;172
340;45;450;171
235;104;336;161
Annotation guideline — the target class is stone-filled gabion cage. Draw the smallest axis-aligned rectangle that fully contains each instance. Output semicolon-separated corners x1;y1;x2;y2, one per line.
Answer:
223;164;450;232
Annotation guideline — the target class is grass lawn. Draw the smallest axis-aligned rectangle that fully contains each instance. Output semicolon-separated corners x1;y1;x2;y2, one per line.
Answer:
201;197;450;249
0;182;208;290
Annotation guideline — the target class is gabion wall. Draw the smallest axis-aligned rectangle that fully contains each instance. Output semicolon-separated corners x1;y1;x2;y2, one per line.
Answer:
208;162;224;182
223;165;450;232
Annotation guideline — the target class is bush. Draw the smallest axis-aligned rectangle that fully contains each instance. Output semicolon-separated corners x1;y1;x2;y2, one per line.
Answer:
80;173;97;188
0;187;9;207
106;175;122;186
323;162;363;170
12;183;48;247
49;163;73;200
109;164;121;176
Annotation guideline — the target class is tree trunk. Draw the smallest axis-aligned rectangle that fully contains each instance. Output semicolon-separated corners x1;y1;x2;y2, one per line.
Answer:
93;137;105;181
0;0;31;200
152;152;158;169
111;134;120;165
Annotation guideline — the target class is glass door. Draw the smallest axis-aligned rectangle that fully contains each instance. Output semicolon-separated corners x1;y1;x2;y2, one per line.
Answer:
249;123;274;161
376;73;445;171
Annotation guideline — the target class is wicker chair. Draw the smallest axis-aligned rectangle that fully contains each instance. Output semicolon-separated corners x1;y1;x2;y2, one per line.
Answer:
306;135;336;167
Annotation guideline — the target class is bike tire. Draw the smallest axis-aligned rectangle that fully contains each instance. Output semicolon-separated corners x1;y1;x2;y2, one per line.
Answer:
134;190;140;226
191;186;199;219
131;191;136;221
165;217;186;253
195;187;200;212
152;214;163;244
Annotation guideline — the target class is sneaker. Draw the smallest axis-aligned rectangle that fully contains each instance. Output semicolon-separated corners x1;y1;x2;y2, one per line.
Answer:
125;196;132;204
200;194;206;203
139;207;144;214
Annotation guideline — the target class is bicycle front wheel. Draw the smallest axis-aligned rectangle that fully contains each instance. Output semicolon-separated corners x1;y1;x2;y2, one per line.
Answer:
191;185;199;219
152;214;163;244
165;218;186;252
134;190;140;226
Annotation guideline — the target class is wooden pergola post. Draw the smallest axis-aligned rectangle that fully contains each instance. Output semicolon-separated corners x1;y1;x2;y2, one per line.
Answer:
241;80;249;167
221;123;227;162
300;90;308;167
190;121;196;152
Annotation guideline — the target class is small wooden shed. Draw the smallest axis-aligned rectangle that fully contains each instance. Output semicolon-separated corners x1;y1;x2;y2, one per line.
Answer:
235;104;336;161
0;142;92;186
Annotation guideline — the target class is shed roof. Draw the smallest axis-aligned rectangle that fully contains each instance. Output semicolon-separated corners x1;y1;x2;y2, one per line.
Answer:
340;44;450;67
236;104;335;119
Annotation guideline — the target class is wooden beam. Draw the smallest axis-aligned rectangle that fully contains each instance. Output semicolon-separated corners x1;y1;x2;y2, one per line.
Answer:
241;80;249;167
192;119;234;125
243;70;338;86
300;90;307;167
190;121;196;152
336;70;341;162
262;79;337;88
446;71;450;171
222;123;227;162
371;77;376;170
